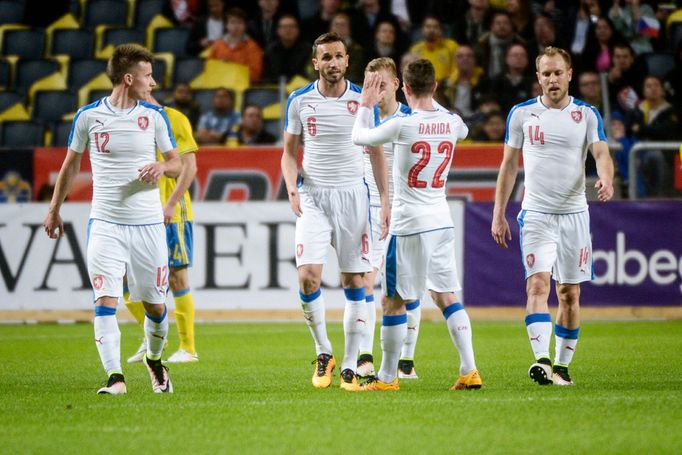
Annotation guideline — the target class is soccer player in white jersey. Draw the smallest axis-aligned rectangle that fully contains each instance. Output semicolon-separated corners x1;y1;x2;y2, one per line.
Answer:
357;57;423;380
491;47;614;386
352;59;482;391
282;32;389;391
43;44;184;395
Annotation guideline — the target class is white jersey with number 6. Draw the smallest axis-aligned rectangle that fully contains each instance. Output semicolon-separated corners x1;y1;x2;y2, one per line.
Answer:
353;107;468;235
69;97;177;225
505;96;606;214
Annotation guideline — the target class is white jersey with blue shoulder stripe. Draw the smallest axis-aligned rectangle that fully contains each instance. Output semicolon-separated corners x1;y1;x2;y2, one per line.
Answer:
285;80;366;187
505;96;606;214
69;97;177;225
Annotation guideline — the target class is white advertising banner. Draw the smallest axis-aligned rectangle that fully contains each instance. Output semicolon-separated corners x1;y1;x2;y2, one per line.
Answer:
0;202;465;310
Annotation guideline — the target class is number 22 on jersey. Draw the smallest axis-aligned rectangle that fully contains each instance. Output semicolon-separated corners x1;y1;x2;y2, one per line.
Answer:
408;141;453;188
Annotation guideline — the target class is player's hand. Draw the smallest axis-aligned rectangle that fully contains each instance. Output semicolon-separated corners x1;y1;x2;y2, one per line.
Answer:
491;216;512;248
43;210;64;239
288;189;302;217
138;162;163;184
595;178;614;202
162;202;174;224
379;204;391;240
360;72;385;107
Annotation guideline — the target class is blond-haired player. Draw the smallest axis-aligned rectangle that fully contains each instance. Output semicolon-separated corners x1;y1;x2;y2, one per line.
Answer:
126;98;199;364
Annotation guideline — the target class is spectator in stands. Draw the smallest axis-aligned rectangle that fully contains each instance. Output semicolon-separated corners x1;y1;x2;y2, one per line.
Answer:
444;44;485;120
237;104;277;145
365;20;405;64
326;12;366;83
263;14;311;83
196;88;240;145
466;96;502;133
208;7;264;82
349;0;404;49
608;42;644;113
166;0;203;27
567;0;601;73
187;0;225;56
609;111;637;197
584;17;620;74
627;75;679;197
577;71;603;112
475;11;525;79
480;43;534;115
506;0;534;41
453;0;491;46
167;83;201;129
248;0;282;49
471;110;506;142
409;15;459;83
526;14;559;65
608;0;658;55
302;0;343;44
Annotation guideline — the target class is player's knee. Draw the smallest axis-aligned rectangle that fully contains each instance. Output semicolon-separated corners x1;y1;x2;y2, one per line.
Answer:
557;284;580;306
168;267;189;292
143;302;166;318
527;278;550;299
95;296;118;308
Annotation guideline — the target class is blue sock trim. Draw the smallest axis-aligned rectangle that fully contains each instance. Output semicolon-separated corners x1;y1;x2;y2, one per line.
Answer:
442;303;464;320
145;306;167;324
525;313;552;325
405;299;421;311
365;294;375;303
173;287;190;297
94;306;116;316
343;287;365;302
122;285;129;294
555;324;580;339
382;314;407;326
299;288;321;303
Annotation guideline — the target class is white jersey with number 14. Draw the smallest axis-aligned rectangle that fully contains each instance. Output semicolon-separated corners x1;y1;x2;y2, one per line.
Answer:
353;107;468;236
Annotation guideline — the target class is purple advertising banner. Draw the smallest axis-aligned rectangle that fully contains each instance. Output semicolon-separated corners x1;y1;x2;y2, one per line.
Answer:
464;201;682;306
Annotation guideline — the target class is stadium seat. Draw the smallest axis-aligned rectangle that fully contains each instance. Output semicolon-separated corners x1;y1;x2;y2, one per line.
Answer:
2;28;45;59
174;57;204;84
243;87;280;109
642;52;675;79
82;0;128;30
51;29;95;59
88;88;111;104
153;28;190;58
103;27;145;47
50;119;73;146
192;88;215;114
0;91;22;113
32;90;78;122
0;0;25;24
0;58;11;90
0;120;46;147
135;0;165;30
68;59;107;89
152;59;167;88
263;119;282;142
14;58;60;95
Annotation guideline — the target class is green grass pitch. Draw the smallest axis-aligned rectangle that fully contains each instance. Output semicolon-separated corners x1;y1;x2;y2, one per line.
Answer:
1;319;681;454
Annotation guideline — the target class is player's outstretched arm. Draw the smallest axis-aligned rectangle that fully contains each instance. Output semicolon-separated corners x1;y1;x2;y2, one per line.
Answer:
44;149;82;239
163;151;197;223
590;141;615;202
282;132;302;216
491;144;521;249
368;144;390;239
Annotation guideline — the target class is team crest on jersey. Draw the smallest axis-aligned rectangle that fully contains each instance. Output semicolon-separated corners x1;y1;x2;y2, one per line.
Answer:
570;111;582;123
347;100;359;114
137;116;149;130
526;254;535;268
92;275;104;290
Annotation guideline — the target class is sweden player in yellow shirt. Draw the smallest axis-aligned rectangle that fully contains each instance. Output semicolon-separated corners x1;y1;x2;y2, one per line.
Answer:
126;101;200;363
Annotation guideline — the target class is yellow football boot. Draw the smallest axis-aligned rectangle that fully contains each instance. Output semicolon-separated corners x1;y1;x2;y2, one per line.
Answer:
451;369;483;390
311;353;335;388
359;376;399;391
339;368;360;391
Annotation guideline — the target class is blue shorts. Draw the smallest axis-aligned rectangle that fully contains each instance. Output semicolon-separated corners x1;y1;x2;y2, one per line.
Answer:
166;221;193;268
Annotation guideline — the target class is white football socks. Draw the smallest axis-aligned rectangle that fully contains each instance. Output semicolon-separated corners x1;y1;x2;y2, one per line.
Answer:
358;293;376;356
401;300;421;359
555;324;579;366
94;306;121;376
443;303;477;375
525;313;553;361
342;287;367;372
144;305;168;361
300;289;333;356
377;314;407;384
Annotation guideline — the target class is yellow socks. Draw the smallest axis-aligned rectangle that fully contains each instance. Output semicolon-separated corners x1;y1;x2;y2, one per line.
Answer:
173;289;196;354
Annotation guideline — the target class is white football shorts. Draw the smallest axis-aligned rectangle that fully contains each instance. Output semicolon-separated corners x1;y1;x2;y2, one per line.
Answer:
369;205;385;270
294;183;372;273
87;219;168;304
382;227;461;300
517;209;593;284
